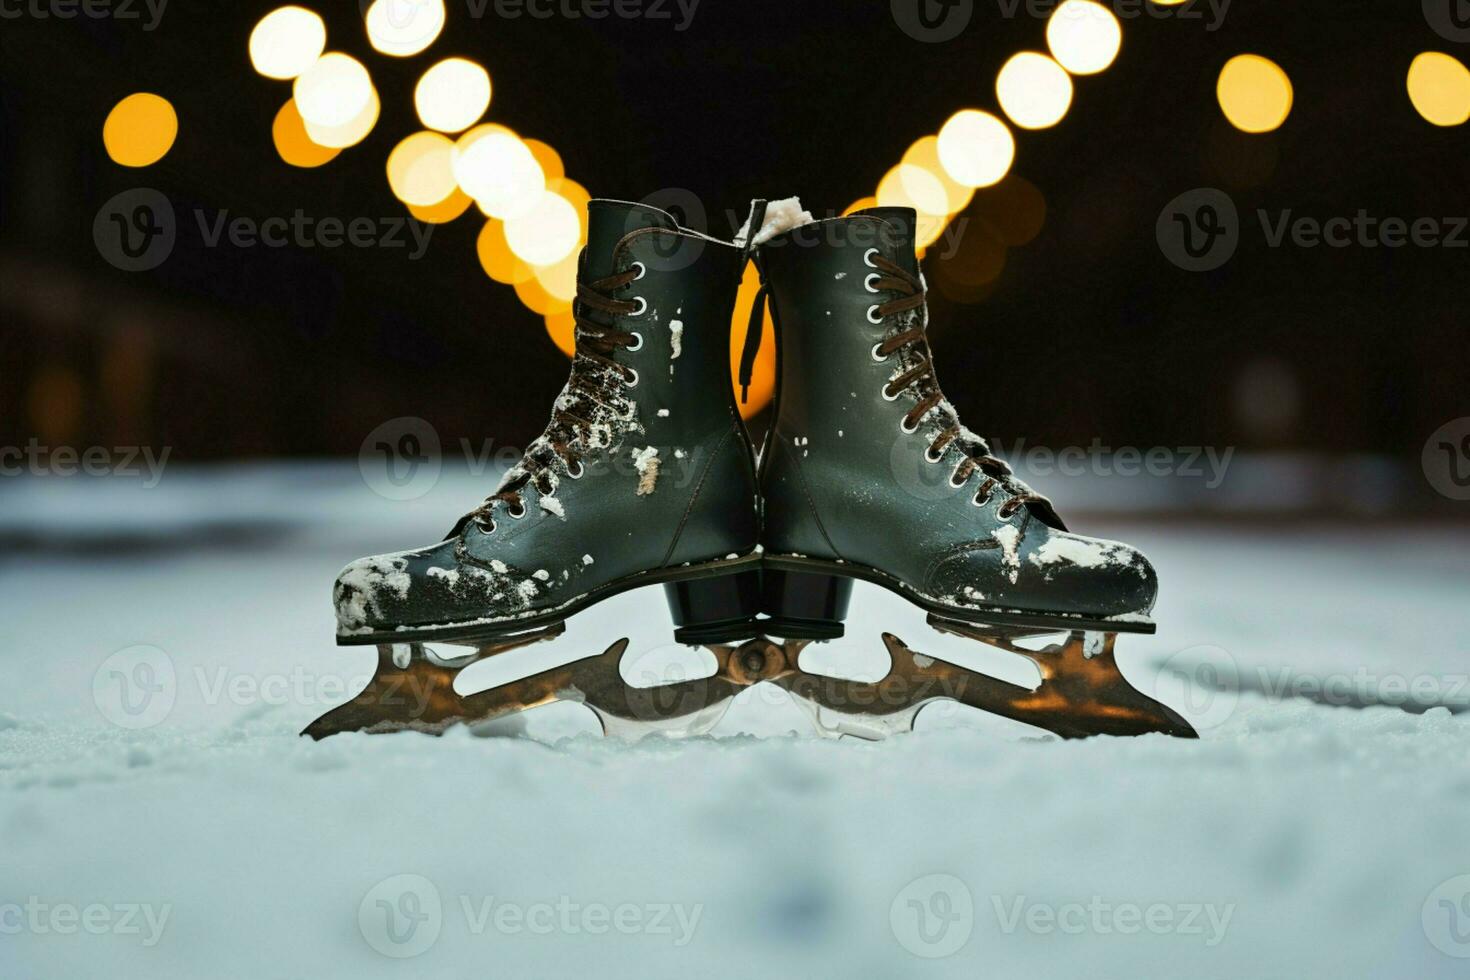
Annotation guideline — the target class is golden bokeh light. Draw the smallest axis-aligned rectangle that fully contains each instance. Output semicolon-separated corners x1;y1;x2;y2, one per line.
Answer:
1046;0;1121;76
408;188;474;224
249;6;326;80
103;93;178;168
532;247;580;304
365;0;446;57
731;263;775;418
415;58;492;134
878;164;950;249
453;126;545;218
996;52;1074;130
386;131;457;207
543;310;577;358
1407;52;1470;127
903;136;975;216
272;98;341;168
303;87;380;149
843;197;878;216
476;218;535;285
1217;54;1293;133
294;52;374;129
525;140;567;186
936;109;1015;188
514;274;570;316
506;191;583;267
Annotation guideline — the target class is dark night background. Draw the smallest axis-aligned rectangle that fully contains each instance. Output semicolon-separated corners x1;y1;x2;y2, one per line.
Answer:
0;0;1464;492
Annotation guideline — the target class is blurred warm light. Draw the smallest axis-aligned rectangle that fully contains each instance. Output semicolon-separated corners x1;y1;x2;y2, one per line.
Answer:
506;191;582;266
543;310;577;358
453;126;545;218
525;140;566;186
408;188;473;224
731;263;775;418
28;365;84;446
903;136;975;216
476;219;534;285
936;109;1015;189
976;175;1047;247
272;98;340;168
514;274;569;316
843;196;877;216
997;53;1073;129
532;247;580;304
303;88;380;148
249;6;326;80
294;52;374;129
386;131;457;206
1407;52;1470;127
415;58;492;133
1046;0;1121;76
878;164;949;249
1217;54;1293;133
365;0;446;57
103;93;177;168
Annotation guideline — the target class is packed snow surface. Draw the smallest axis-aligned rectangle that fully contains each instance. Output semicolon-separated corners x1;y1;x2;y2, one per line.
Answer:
2;466;1468;980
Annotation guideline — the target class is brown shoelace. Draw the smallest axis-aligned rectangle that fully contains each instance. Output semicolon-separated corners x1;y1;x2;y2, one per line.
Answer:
466;266;643;531
869;253;1052;520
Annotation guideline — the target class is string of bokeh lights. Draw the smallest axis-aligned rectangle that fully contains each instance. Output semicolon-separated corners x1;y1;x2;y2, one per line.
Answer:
101;1;1470;413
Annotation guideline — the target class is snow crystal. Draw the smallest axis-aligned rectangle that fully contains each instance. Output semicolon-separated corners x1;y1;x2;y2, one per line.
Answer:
538;494;566;520
657;409;670;418
735;196;816;247
631;446;660;496
674;448;686;459
516;580;539;602
334;554;410;631
582;554;594;565
1028;533;1126;570
426;567;461;588
489;559;509;574
835;272;847;280
669;320;683;360
533;569;551;581
993;523;1021;584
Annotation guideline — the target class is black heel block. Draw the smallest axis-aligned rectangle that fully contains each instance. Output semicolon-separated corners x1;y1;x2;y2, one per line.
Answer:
663;570;763;644
761;569;853;640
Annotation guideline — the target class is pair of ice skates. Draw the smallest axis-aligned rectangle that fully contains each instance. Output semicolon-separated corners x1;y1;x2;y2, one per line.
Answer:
305;199;1195;741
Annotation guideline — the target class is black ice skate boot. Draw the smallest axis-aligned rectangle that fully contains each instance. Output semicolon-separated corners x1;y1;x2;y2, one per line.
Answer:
307;200;767;739
741;207;1195;739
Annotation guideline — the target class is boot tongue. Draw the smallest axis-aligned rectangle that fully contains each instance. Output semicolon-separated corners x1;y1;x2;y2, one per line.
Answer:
583;199;680;281
853;206;919;277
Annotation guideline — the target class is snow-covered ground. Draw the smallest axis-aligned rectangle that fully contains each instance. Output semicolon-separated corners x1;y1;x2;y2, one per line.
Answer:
2;464;1469;979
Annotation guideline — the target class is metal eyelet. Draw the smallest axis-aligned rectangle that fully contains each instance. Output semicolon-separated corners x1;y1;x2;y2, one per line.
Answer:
863;248;880;268
995;501;1018;521
623;367;640;388
626;331;644;352
900;415;920;435
970;492;988;508
566;460;584;479
630;261;647;281
924;445;945;464
949;468;968;488
629;297;648;317
866;305;885;325
507;503;527;520
473;516;497;533
870;342;889;363
864;273;882;294
881;383;902;402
